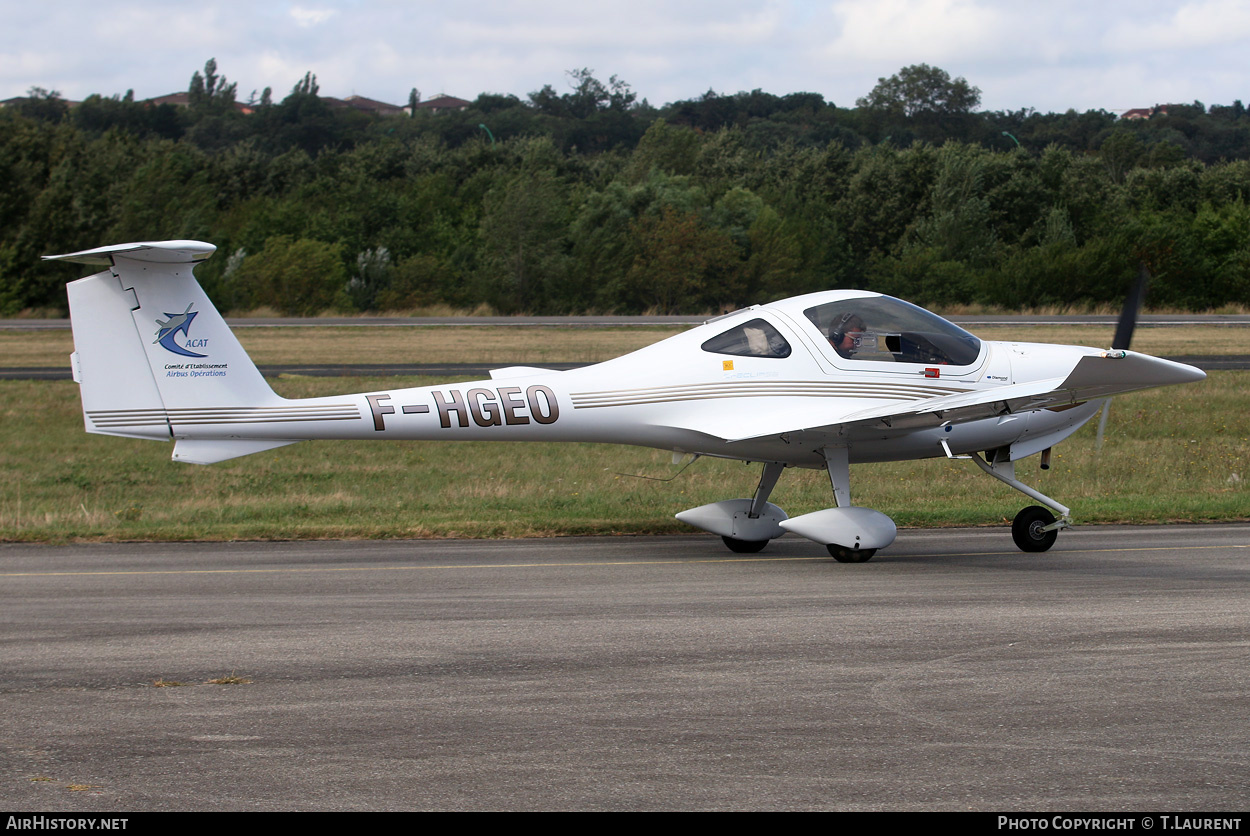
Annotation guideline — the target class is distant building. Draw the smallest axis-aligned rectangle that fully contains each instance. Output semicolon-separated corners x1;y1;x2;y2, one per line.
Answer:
408;94;471;115
144;92;254;114
0;95;79;109
134;90;469;117
327;94;406;117
145;92;191;108
1121;105;1171;120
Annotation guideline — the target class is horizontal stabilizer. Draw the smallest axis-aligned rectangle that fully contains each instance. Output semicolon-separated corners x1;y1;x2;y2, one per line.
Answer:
44;240;216;266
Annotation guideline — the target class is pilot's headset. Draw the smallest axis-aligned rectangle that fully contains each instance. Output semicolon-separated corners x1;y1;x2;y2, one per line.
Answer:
830;311;857;346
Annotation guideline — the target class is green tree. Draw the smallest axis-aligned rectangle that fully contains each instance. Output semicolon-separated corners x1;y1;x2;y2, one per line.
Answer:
15;87;69;122
625;206;739;313
738;206;803;301
530;68;635;118
627;119;701;180
188;58;237;112
857;64;981;142
1099;129;1144;184
908;144;997;267
291;72;319;97
476;149;573;312
233;236;347;314
375;252;459;310
857;64;980;117
107;140;216;241
835;143;938;263
73;92;182;139
345;246;393;310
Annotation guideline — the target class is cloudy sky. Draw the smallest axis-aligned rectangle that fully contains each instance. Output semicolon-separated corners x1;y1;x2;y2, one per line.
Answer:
4;0;1248;114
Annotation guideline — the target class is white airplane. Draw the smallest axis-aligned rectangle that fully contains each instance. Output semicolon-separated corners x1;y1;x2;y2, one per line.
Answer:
48;240;1206;561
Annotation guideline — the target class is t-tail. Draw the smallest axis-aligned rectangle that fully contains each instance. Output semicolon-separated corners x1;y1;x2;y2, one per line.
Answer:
48;240;309;464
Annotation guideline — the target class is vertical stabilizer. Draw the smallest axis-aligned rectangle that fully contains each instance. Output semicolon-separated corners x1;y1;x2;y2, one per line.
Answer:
50;241;282;442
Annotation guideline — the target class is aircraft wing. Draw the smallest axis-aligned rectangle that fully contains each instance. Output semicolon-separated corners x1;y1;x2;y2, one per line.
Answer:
840;350;1203;429
681;351;1204;443
832;376;1070;431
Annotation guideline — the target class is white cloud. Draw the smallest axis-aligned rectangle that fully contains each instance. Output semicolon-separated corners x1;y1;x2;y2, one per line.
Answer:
2;1;1247;113
1104;0;1250;52
825;0;1009;63
290;6;337;28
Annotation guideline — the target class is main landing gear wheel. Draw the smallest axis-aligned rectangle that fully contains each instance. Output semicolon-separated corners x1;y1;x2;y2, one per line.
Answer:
722;536;769;554
1012;505;1059;553
827;545;876;563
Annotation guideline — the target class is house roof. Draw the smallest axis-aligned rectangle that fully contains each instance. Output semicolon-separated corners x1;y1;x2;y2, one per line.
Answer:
144;92;253;113
336;94;406;116
134;90;470;117
1;95;79;109
413;94;471;112
1121;105;1171;120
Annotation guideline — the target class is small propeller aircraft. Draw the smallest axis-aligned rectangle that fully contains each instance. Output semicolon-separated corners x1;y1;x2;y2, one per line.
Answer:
48;240;1205;561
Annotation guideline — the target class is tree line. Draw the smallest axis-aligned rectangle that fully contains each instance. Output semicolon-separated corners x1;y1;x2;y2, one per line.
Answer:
3;64;1249;315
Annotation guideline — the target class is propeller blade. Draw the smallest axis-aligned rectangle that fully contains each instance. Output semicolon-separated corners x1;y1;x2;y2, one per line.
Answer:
1112;263;1150;350
1100;264;1150;450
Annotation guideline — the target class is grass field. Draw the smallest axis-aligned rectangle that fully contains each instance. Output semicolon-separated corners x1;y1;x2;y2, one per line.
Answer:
3;323;1249;368
1;362;1244;542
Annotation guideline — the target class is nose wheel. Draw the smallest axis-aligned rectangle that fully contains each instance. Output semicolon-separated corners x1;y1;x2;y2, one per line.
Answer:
1012;505;1059;552
972;451;1070;553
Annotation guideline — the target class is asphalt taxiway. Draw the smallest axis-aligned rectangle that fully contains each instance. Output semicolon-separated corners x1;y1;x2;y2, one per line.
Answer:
3;524;1248;811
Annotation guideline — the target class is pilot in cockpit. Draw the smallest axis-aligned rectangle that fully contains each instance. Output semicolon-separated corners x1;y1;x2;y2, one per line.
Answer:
828;312;867;359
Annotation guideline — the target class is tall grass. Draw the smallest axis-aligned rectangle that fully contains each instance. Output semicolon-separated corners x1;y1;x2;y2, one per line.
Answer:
5;325;1250;370
1;372;1244;543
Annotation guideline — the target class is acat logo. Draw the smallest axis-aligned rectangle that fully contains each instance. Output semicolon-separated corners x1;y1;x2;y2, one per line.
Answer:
153;303;208;358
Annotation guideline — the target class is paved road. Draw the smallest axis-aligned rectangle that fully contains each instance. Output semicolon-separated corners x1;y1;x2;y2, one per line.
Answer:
3;525;1248;811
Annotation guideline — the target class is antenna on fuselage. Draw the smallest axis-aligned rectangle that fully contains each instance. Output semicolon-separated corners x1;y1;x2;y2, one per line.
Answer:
610;453;702;482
